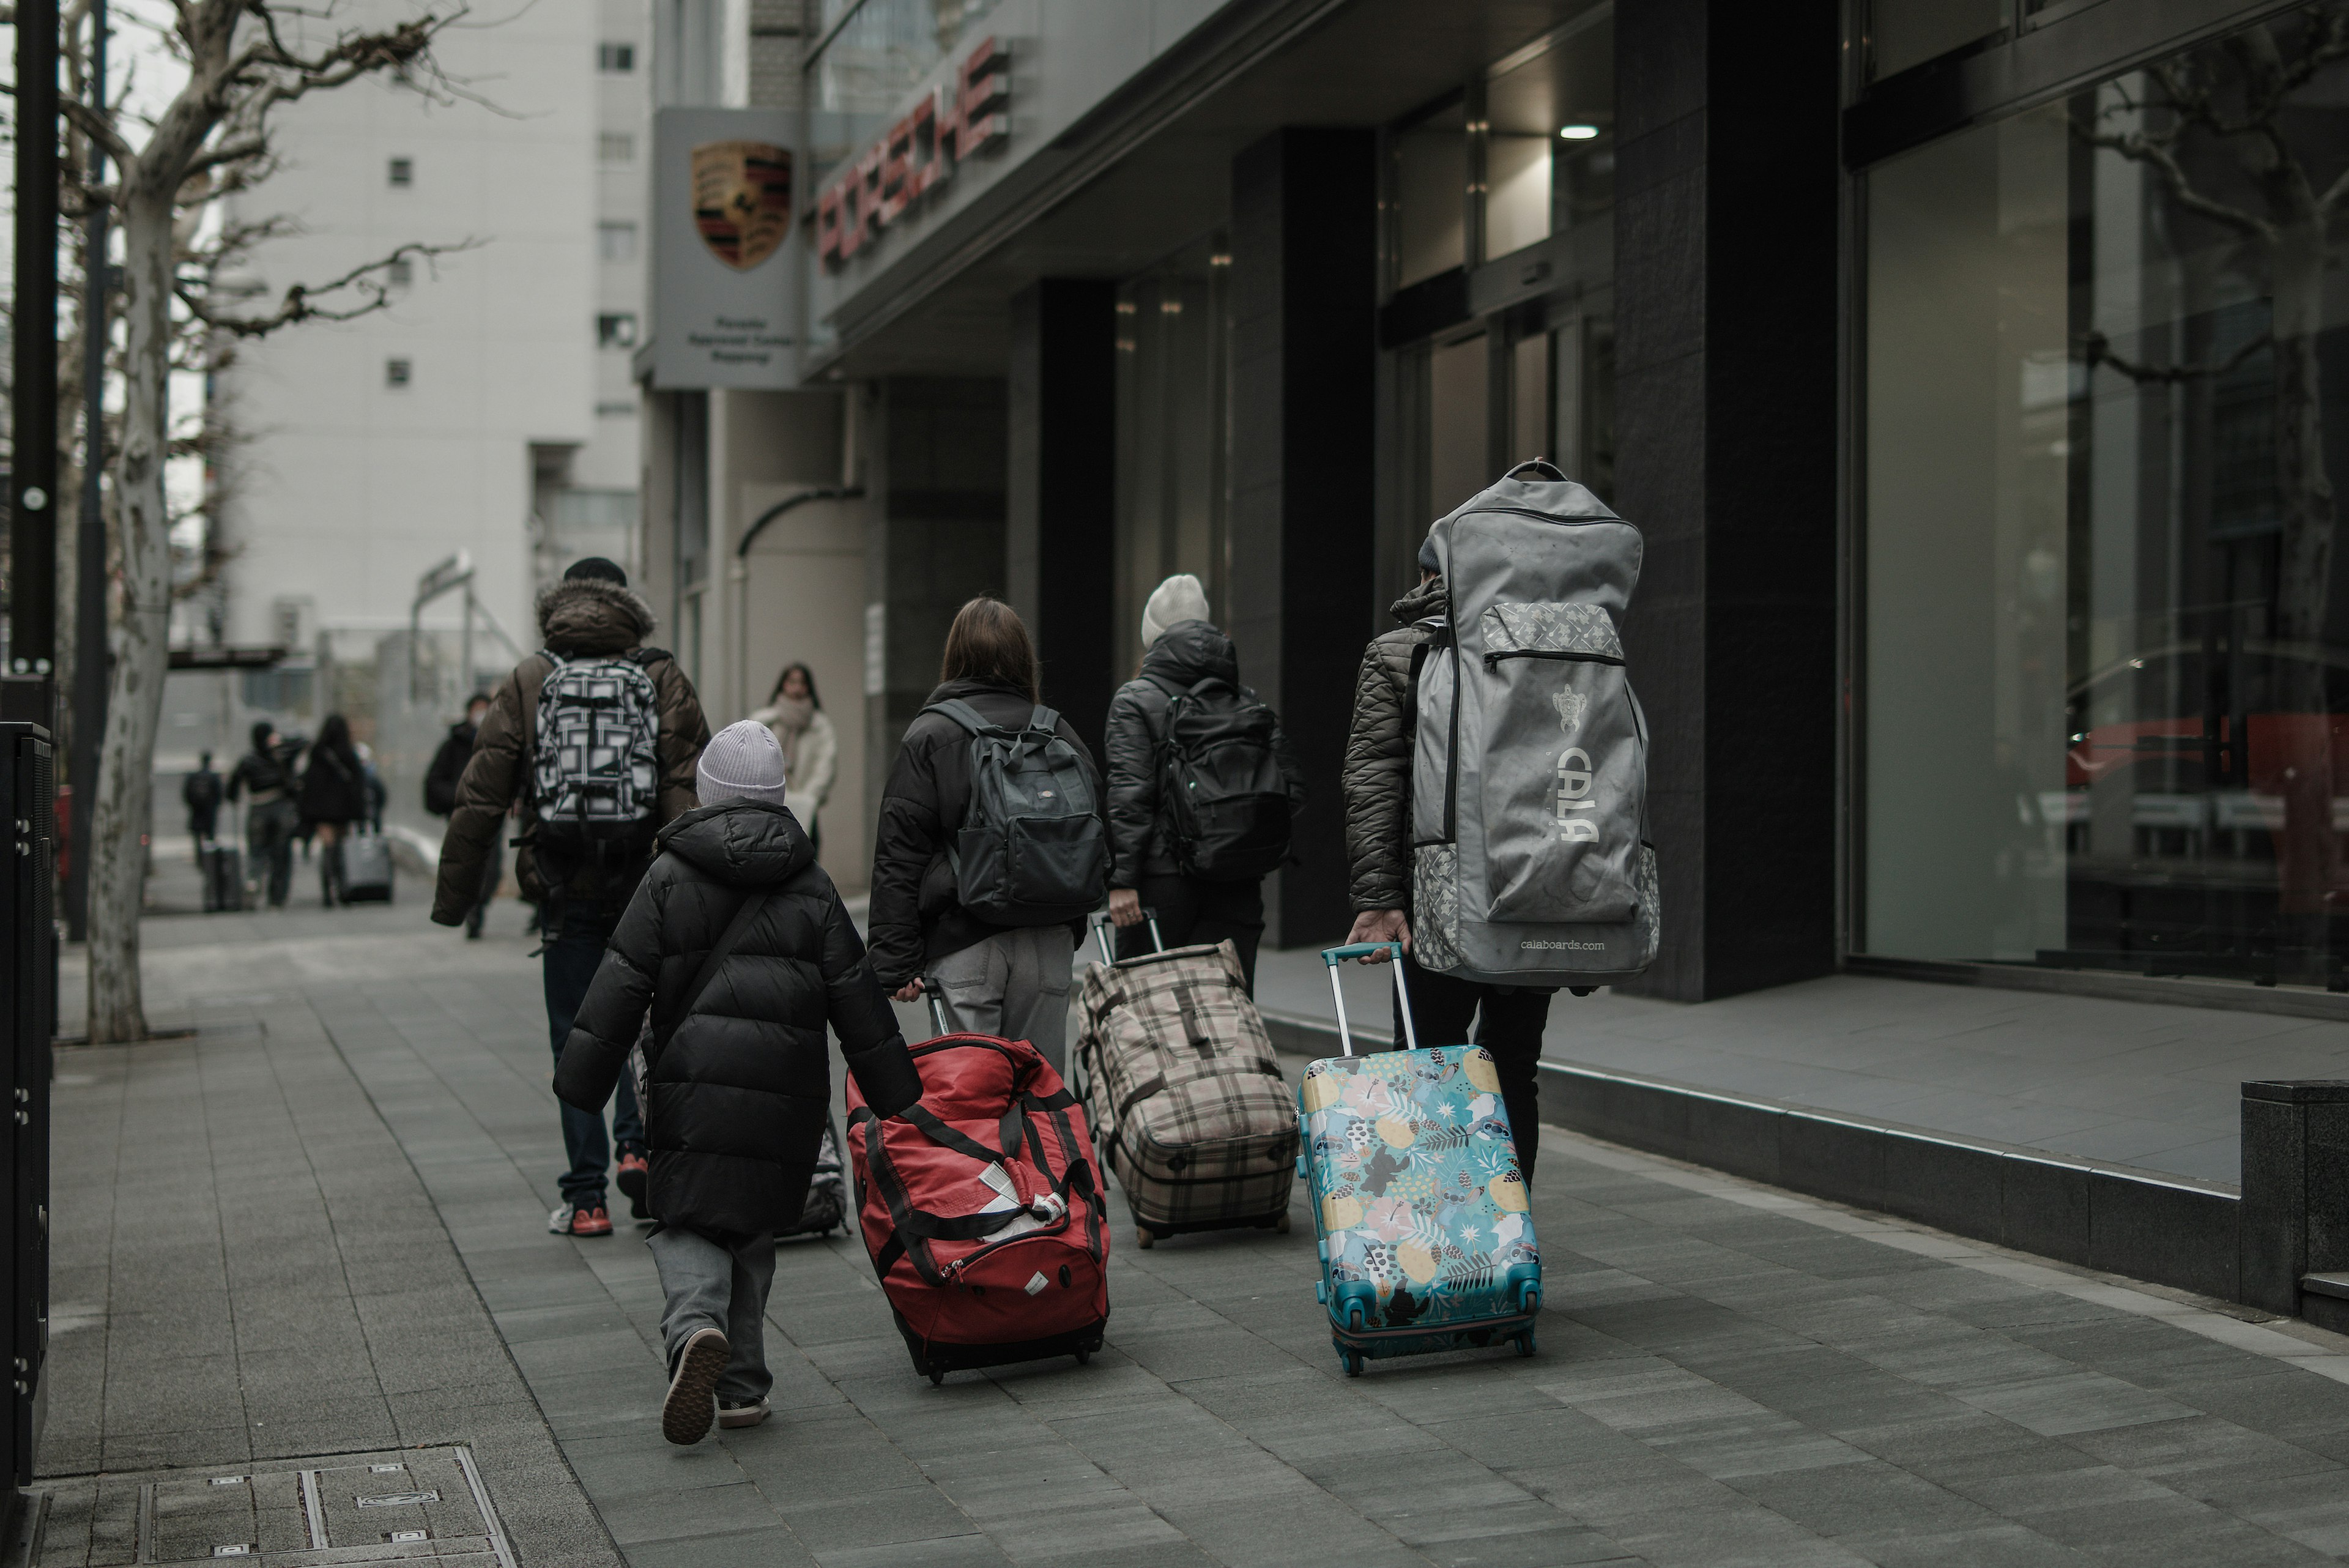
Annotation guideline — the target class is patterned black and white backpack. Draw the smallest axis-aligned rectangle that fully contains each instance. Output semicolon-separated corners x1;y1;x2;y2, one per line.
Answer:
532;650;662;896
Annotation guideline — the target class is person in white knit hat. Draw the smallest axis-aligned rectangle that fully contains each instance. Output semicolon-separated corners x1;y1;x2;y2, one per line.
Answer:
557;718;921;1444
1101;573;1302;989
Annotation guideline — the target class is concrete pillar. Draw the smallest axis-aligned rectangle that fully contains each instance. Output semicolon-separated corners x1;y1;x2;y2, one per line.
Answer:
1007;280;1118;754
2241;1080;2349;1319
859;378;1009;842
1610;0;1841;1000
1229;127;1378;948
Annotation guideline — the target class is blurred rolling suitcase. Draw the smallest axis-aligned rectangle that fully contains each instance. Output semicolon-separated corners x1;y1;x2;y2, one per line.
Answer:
1299;942;1542;1376
1076;912;1296;1248
777;1116;848;1241
201;844;243;912
847;993;1110;1385
341;826;393;902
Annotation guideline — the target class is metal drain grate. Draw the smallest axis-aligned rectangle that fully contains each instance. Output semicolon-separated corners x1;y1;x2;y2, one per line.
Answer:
31;1446;514;1566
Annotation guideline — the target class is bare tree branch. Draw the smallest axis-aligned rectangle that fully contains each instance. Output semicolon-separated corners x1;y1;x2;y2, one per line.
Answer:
176;237;480;338
2081;328;2275;384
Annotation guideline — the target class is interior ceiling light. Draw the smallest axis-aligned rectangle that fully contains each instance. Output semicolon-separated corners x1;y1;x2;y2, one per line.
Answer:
1559;124;1601;140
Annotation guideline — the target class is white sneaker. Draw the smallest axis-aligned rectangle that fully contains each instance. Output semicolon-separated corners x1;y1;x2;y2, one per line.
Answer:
716;1396;771;1430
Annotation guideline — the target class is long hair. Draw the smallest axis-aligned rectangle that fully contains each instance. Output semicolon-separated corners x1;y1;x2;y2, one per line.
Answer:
939;597;1039;702
316;713;353;757
770;661;822;708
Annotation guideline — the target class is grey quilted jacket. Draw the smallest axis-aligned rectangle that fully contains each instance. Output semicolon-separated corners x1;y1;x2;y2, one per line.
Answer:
1342;576;1447;913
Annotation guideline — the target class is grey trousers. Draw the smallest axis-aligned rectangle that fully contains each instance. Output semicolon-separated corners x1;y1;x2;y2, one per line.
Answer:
647;1225;775;1404
930;926;1075;1075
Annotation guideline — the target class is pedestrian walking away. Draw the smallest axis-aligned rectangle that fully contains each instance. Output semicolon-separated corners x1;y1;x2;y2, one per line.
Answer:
555;719;921;1444
299;715;371;908
1341;534;1554;1182
182;751;223;849
227;721;305;908
1103;572;1304;992
751;661;838;860
426;693;501;937
430;555;712;1238
867;596;1108;1075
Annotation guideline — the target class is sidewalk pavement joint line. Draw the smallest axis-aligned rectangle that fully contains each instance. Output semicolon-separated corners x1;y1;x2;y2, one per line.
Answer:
1536;1120;2349;1377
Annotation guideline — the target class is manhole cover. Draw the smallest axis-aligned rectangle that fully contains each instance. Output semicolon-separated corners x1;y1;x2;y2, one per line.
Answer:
31;1446;513;1566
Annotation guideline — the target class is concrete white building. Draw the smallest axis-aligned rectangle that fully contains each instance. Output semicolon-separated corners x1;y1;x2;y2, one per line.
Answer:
210;0;653;693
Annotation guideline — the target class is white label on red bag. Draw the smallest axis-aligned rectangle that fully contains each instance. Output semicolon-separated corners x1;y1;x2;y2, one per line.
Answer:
1025;1271;1049;1296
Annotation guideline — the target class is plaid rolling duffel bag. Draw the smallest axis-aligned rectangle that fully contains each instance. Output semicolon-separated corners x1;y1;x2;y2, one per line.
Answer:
1076;912;1297;1248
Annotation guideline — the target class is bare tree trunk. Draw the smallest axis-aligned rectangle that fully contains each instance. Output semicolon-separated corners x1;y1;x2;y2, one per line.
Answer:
84;188;173;1043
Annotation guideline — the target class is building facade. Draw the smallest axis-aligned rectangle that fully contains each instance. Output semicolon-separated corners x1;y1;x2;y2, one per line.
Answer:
642;0;2349;1013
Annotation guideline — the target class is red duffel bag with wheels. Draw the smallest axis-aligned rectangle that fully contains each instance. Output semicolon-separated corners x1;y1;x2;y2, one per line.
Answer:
845;997;1110;1385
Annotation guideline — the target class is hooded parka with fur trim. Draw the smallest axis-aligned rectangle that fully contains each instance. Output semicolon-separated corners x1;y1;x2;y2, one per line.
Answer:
431;576;713;923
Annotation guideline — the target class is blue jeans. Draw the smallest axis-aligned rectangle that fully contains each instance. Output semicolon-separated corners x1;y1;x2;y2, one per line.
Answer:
544;914;645;1206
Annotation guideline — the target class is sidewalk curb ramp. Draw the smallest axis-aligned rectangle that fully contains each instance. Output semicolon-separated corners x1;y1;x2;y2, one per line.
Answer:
1263;1009;2250;1309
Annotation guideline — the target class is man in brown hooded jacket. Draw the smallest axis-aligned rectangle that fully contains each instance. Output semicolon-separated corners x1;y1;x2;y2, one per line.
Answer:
432;557;712;1235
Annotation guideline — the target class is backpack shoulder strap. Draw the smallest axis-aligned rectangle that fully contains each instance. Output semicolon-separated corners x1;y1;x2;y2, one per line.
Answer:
1029;705;1063;734
628;646;672;671
678;888;771;1020
921;699;998;737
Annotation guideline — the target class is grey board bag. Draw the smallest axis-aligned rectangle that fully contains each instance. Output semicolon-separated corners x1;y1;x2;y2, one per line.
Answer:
1409;459;1660;987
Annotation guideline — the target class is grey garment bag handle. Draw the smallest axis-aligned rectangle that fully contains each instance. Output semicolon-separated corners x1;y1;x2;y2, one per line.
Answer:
1505;458;1567;482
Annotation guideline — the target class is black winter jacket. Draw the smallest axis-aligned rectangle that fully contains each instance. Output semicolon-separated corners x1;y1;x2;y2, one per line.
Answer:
1104;620;1305;888
556;799;922;1235
1343;577;1447;913
423;721;475;817
867;677;1104;990
299;744;370;827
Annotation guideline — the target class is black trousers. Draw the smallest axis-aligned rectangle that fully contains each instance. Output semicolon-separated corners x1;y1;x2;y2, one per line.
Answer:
1386;953;1553;1183
1114;873;1266;993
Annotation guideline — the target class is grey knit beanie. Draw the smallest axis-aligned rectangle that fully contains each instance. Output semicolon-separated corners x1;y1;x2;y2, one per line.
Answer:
697;719;791;808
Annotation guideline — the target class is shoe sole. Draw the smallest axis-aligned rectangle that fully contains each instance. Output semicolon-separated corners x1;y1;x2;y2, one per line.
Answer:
716;1403;770;1429
617;1165;648;1220
663;1328;729;1445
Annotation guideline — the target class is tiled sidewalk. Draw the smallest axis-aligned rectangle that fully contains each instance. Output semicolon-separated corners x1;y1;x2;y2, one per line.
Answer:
46;894;2349;1565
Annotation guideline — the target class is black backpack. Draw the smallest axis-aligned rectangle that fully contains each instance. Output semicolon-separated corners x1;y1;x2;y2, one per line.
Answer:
925;699;1109;926
1154;677;1293;881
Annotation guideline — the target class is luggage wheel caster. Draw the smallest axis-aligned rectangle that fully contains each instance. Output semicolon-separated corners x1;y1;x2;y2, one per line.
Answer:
1074;1347;1091;1367
1341;1350;1364;1377
1516;1333;1537;1358
1135;1226;1154;1250
927;1366;946;1388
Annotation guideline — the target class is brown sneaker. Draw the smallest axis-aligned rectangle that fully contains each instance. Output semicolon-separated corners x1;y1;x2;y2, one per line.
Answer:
549;1201;612;1237
664;1328;730;1445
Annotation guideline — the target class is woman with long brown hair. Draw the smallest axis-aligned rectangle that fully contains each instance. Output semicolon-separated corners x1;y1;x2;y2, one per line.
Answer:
866;597;1104;1070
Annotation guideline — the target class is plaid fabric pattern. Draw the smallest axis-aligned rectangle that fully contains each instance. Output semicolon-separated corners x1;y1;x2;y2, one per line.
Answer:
1077;940;1297;1230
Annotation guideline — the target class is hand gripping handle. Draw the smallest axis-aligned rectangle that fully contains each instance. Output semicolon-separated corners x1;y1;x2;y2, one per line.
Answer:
1318;943;1417;1058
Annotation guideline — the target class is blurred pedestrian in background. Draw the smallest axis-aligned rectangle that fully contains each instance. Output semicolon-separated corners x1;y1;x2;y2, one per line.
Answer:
1102;573;1303;991
426;694;499;938
751;662;837;858
182;751;223;855
431;557;711;1238
228;721;303;908
300;714;370;908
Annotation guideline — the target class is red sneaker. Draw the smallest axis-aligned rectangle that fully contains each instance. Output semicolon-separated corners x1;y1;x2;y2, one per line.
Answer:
616;1151;650;1220
549;1200;612;1237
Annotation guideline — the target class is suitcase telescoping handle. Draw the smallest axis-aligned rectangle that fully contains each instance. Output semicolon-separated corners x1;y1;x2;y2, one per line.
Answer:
1320;943;1419;1059
1086;907;1165;965
924;983;951;1037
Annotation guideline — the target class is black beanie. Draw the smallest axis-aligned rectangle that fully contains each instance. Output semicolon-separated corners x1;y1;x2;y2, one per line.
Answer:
565;557;628;586
1417;535;1441;575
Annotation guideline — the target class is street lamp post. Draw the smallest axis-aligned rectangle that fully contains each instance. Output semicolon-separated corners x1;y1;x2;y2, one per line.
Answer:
9;0;61;702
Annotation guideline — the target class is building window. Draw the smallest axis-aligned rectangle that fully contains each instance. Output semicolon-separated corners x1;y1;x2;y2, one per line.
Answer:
596;313;637;349
1860;12;2349;987
595;401;638;418
1483;13;1613;259
598;41;635;72
385;358;412;387
1390;100;1466;291
387;157;413;188
599;132;635;163
598;223;638;263
1868;0;2004;81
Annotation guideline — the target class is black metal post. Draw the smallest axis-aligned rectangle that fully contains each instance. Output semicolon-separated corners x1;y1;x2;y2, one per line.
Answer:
9;0;61;686
64;0;106;942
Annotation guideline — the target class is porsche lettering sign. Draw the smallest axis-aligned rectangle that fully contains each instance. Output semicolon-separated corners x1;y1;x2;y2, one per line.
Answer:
817;37;1009;269
691;140;792;270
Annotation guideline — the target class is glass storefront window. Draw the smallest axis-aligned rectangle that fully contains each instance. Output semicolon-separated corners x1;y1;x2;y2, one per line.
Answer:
1484;12;1614;257
1393;102;1467;290
812;0;998;114
1869;0;2005;80
1114;238;1230;679
1863;13;2349;986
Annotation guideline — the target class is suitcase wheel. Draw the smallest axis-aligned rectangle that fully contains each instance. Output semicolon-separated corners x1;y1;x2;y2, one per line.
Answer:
1341;1349;1364;1378
1516;1332;1538;1358
1074;1347;1091;1367
927;1365;946;1388
1135;1226;1155;1250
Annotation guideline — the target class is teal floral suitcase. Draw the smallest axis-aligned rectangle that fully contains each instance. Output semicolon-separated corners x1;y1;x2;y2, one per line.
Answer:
1298;943;1542;1375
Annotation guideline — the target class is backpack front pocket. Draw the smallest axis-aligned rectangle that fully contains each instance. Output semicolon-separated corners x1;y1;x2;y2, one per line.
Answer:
1477;603;1642;924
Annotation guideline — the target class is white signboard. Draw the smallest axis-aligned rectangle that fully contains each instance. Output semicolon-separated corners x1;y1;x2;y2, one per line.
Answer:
648;107;797;390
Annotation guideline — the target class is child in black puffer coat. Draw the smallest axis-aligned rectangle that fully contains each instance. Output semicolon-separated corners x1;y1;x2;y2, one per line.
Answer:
557;720;921;1445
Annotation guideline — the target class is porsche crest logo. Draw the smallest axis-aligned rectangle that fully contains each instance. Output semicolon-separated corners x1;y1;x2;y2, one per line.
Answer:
691;141;792;270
